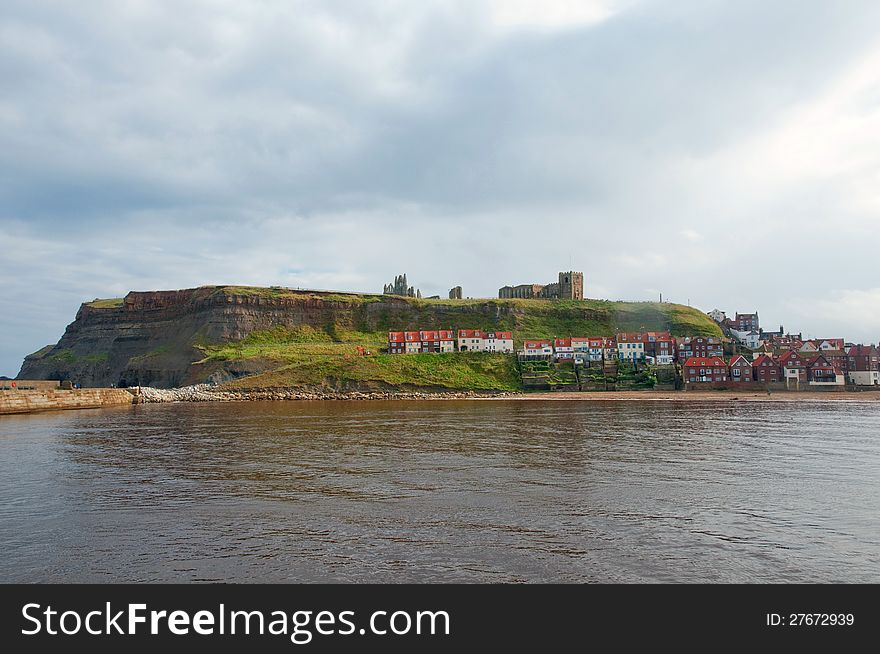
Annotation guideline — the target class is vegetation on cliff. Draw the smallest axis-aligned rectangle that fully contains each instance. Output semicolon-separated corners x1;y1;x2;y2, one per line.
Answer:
197;327;521;391
24;286;722;390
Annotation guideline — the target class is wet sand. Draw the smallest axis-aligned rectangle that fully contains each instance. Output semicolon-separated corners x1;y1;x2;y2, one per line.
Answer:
492;390;879;402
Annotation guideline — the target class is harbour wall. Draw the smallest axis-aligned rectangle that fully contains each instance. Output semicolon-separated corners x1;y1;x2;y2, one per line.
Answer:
0;389;135;415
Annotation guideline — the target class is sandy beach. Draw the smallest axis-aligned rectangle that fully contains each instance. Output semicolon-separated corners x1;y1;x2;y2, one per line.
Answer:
495;390;880;402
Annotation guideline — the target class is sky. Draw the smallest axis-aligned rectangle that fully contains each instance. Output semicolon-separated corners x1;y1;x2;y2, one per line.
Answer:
2;0;880;375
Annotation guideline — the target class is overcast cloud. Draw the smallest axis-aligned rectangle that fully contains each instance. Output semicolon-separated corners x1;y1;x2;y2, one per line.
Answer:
2;0;880;375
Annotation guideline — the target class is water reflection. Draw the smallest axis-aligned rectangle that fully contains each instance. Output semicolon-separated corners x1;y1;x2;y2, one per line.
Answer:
0;400;878;582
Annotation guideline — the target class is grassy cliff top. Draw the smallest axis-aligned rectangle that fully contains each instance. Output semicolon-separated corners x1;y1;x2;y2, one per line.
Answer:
85;285;722;341
85;297;124;309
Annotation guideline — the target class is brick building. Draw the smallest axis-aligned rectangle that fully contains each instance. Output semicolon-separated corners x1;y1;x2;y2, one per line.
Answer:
846;345;879;385
677;336;723;363
752;354;782;383
728;355;753;383
683;356;728;383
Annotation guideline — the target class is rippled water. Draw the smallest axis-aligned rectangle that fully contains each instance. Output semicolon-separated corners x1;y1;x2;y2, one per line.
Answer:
1;400;878;582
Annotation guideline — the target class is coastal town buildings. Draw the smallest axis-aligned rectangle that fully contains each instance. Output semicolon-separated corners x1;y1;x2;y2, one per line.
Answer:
522;340;553;358
728;355;753;383
677;336;723;363
456;329;484;352
554;338;574;362
405;331;422;354
733;312;759;332
707;309;726;323
642;332;676;364
752;354;782;383
616;333;646;361
388;321;876;392
847;345;880;385
483;331;514;353
683;356;728;383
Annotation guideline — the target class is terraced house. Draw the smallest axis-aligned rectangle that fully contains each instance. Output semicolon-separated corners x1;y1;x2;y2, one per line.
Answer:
483;331;514;353
554;338;574;362
616;333;645;361
683;356;728;383
677;336;723;363
846;345;880;386
752;354;782;383
456;329;484;352
728;355;753;383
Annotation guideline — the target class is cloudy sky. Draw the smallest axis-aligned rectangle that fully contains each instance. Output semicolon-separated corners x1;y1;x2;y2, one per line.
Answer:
2;0;880;375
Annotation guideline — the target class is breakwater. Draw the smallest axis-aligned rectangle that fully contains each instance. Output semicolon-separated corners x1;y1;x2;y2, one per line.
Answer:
136;384;516;403
0;389;135;415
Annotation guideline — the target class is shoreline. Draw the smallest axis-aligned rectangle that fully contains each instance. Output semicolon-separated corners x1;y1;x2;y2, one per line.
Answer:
134;385;880;404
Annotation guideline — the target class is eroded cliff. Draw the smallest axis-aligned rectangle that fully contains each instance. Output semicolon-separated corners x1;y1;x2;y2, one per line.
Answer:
18;286;721;388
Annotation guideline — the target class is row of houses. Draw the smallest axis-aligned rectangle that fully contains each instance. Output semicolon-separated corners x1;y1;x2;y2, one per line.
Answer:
683;346;880;386
521;332;678;365
388;330;514;354
683;353;845;387
388;327;880;387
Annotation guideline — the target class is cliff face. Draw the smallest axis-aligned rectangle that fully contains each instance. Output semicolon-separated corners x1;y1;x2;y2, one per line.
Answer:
18;286;721;388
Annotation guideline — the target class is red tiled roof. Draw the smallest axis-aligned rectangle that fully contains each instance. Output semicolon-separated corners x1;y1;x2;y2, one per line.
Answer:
777;350;802;365
388;331;405;343
728;355;751;367
485;331;512;340
457;329;482;339
683;356;727;368
554;338;572;347
524;340;552;349
752;354;779;367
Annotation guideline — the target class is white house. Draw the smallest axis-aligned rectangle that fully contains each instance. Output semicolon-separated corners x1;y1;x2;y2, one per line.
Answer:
522;340;553;357
616;333;645;361
484;330;514;353
456;329;484;352
553;338;574;361
730;328;761;349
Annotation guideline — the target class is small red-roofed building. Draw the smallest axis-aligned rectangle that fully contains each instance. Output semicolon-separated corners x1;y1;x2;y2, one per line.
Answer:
728;355;753;383
437;329;456;353
554;337;574;361
457;329;484;352
388;331;406;355
806;354;844;386
752;354;782;383
683;356;728;383
404;330;422;354
522;340;553;357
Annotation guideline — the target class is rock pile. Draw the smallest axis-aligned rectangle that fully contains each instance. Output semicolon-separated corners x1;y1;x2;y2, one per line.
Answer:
135;385;518;403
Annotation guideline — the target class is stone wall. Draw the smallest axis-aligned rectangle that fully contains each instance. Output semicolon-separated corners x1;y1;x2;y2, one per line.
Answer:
0;389;134;415
0;380;60;391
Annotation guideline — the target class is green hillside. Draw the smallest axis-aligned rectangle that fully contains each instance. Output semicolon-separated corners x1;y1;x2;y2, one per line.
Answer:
35;286;722;390
192;294;721;391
